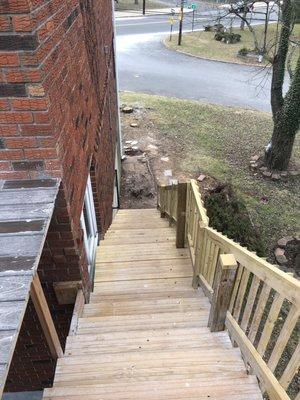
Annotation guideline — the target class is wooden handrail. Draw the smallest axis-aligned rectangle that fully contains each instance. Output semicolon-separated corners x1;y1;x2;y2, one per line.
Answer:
157;179;300;400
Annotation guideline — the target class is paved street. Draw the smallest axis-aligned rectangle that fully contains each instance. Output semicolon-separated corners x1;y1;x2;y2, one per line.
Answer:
116;12;275;111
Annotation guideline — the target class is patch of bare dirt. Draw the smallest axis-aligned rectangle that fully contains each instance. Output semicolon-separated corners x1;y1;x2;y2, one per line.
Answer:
120;105;196;209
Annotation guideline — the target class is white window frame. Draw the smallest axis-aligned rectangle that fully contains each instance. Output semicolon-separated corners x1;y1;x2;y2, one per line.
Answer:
80;175;98;280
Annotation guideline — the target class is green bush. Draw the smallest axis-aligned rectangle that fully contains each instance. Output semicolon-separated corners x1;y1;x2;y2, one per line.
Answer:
214;32;241;44
238;47;249;56
214;32;223;41
204;188;266;257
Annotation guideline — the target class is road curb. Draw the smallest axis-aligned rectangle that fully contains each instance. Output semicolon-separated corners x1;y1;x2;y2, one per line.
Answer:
162;37;272;69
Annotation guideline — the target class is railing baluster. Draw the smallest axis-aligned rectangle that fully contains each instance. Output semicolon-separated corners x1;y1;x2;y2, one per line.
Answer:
279;340;300;390
248;283;272;343
268;305;299;372
240;275;260;333
232;267;250;322
256;292;285;357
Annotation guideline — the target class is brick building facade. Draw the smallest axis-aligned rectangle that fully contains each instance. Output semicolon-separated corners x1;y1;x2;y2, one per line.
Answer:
0;0;120;392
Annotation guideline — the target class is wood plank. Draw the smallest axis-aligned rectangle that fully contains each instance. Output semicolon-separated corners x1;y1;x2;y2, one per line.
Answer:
65;335;233;356
92;277;193;295
30;273;63;359
279;340;300;390
240;275;260;333
57;347;243;366
53;281;82;305
206;227;300;308
256;292;284;357
226;312;289;400
248;283;272;343
54;355;247;375
78;311;209;330
77;319;208;335
95;260;193;282
232;267;250;322
102;235;176;245
208;254;237;332
83;297;207;317
90;290;203;303
69;290;85;336
66;327;223;344
267;305;299;372
54;371;255;387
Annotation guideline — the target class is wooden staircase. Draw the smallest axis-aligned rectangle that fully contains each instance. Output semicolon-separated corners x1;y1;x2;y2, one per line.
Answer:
43;208;263;400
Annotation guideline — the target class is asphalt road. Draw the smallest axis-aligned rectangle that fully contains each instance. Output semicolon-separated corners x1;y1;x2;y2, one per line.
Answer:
116;12;275;111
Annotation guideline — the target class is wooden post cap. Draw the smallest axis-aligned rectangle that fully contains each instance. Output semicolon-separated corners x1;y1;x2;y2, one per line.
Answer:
219;254;238;269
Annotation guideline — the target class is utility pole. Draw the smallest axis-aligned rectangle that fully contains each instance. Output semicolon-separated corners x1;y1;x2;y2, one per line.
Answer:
143;0;146;15
178;0;184;45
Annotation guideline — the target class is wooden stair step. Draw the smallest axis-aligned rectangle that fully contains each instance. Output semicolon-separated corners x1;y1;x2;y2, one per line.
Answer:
65;333;233;356
44;376;262;399
58;348;243;366
77;311;209;333
92;277;193;295
105;227;174;236
66;326;222;343
82;297;207;317
97;245;189;262
90;290;203;303
53;370;256;387
55;354;248;375
94;261;192;282
101;235;176;244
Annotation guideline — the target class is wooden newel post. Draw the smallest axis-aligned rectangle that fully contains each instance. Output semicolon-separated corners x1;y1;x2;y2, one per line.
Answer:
208;254;237;332
176;182;187;248
159;187;166;218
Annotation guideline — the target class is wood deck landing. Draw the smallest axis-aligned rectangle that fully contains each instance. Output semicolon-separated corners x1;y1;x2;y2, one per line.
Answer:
43;208;263;400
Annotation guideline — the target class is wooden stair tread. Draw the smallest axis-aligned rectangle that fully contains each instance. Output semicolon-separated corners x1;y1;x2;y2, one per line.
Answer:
82;297;208;316
42;208;263;400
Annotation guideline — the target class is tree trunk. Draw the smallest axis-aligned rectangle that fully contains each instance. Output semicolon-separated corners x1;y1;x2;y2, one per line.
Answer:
265;0;300;171
135;0;139;5
240;10;247;30
265;118;296;171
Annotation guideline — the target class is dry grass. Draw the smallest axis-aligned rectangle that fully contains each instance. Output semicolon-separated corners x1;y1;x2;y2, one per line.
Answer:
115;0;166;11
120;92;300;258
165;23;300;66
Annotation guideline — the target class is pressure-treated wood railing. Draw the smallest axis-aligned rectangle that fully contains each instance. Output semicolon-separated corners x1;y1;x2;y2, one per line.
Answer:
157;180;300;400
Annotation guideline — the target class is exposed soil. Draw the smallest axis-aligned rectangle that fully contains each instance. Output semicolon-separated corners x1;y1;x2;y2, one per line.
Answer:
120;105;194;209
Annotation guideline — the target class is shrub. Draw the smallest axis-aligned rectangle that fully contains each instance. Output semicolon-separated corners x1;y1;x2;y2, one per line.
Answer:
214;32;223;41
213;23;224;32
214;32;241;44
238;47;249;56
204;186;266;257
204;25;212;31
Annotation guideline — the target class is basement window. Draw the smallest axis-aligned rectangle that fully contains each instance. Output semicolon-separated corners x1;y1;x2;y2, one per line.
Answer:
80;175;98;282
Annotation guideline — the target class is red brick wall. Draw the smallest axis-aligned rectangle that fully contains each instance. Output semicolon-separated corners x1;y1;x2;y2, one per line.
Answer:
2;0;119;392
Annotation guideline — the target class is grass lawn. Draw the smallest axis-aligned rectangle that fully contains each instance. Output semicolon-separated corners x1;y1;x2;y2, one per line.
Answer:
165;23;300;65
115;0;166;11
120;92;300;258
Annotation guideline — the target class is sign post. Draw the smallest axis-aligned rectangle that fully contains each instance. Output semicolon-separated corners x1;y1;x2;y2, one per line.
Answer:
169;16;174;41
178;0;184;45
191;3;197;31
